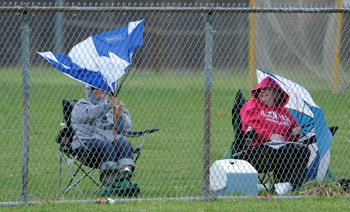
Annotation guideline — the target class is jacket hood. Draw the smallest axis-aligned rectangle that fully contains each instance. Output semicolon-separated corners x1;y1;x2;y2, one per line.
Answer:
85;85;108;105
251;76;289;107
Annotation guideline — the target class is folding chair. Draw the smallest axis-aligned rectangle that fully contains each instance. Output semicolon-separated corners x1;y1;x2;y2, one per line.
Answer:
56;99;159;195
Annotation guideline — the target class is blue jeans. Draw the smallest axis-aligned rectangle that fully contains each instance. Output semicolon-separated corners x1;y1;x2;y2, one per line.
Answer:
72;137;135;169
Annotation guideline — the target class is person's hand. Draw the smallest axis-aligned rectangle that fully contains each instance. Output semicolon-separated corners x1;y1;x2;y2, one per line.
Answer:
108;96;117;109
116;101;125;117
291;125;302;136
270;133;284;141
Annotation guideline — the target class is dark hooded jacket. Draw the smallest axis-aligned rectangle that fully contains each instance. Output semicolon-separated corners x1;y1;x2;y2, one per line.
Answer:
70;85;132;149
240;76;298;147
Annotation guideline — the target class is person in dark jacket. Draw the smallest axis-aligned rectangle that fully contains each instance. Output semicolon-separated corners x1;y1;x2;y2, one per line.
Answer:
240;76;310;195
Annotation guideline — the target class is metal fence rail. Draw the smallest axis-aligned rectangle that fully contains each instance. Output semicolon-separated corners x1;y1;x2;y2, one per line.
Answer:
1;3;349;205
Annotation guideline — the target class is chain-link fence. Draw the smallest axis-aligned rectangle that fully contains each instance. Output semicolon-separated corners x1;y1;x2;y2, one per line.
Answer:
1;2;350;205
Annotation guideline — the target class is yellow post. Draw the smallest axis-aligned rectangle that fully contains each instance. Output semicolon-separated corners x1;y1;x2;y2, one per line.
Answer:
248;0;256;88
332;0;343;92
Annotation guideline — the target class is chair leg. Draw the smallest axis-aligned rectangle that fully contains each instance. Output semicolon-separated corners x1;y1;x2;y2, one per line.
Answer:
258;175;270;191
258;172;275;193
63;161;86;194
63;167;95;194
58;152;62;193
134;152;141;163
60;152;102;195
76;163;101;187
59;151;103;195
133;133;148;163
93;183;103;194
60;152;84;195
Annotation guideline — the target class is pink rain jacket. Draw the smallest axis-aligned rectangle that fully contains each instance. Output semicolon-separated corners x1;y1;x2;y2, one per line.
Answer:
240;76;299;147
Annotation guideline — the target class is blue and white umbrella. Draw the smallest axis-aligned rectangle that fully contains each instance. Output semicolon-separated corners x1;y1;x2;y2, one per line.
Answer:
256;69;333;181
38;20;144;95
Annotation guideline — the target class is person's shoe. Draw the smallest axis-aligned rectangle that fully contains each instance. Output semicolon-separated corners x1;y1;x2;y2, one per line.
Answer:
274;182;292;195
99;173;140;197
120;166;133;174
99;166;133;186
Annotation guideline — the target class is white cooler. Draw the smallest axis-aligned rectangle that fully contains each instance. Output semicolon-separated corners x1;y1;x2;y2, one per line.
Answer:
210;159;258;195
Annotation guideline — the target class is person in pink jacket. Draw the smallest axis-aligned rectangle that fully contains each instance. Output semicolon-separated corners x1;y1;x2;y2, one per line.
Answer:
239;76;310;195
241;76;301;146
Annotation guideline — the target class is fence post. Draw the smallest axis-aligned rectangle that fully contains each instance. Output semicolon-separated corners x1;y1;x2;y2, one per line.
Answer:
20;8;30;205
248;1;256;88
54;0;64;53
203;8;213;200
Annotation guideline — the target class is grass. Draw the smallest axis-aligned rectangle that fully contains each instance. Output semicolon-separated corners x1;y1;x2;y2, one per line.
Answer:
1;197;350;212
0;68;349;203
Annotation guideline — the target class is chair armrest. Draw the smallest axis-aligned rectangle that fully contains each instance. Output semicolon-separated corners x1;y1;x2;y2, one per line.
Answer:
301;126;338;145
123;128;159;138
232;151;245;159
56;127;74;151
130;128;159;163
329;126;338;136
243;131;258;149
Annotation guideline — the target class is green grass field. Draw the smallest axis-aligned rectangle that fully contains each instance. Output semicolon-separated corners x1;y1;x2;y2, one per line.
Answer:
2;197;350;212
0;68;349;204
